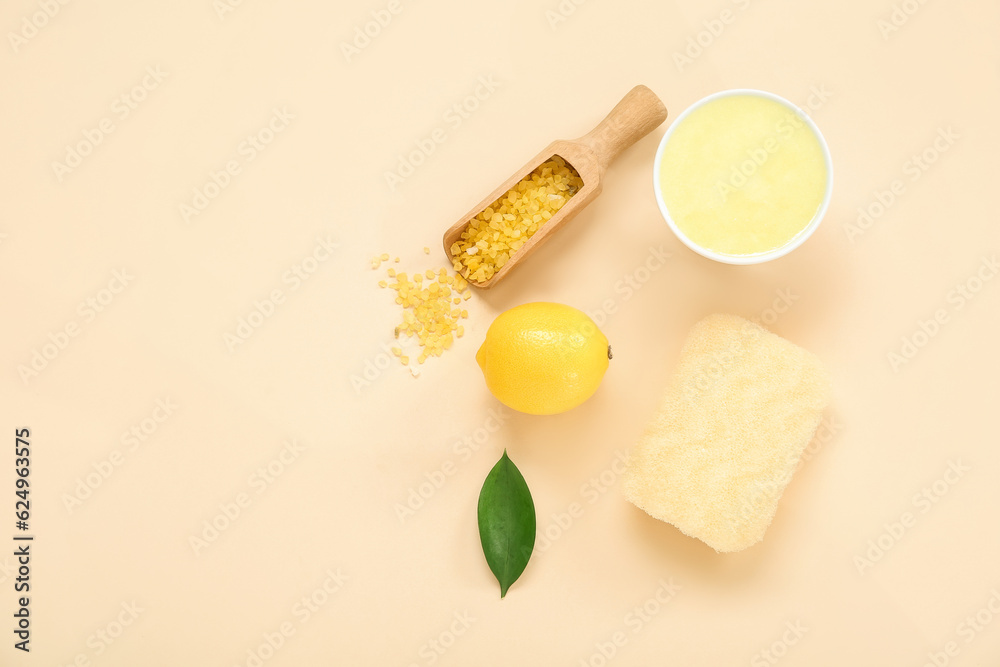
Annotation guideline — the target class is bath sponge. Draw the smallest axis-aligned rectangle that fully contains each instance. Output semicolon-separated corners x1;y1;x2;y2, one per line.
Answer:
624;314;830;552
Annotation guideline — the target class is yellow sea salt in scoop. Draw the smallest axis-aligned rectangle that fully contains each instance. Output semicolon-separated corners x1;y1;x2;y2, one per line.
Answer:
443;85;668;288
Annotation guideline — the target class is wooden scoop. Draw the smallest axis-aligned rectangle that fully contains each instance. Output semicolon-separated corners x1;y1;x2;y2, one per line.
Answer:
443;85;668;289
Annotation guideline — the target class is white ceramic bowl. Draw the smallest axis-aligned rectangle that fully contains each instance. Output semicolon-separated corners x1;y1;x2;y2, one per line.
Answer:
652;89;834;265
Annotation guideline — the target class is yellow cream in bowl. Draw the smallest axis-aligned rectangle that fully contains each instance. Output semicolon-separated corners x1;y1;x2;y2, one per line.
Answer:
656;93;829;259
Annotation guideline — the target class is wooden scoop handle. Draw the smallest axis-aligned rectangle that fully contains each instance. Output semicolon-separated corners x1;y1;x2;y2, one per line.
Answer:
576;85;668;174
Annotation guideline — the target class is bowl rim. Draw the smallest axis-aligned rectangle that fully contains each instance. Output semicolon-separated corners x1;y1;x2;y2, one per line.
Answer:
652;88;834;265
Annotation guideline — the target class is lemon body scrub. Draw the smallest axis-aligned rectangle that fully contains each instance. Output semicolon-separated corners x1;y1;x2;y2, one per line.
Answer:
654;90;831;263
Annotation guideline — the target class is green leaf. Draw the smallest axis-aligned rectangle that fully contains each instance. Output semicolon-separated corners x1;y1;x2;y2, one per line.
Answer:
477;450;536;598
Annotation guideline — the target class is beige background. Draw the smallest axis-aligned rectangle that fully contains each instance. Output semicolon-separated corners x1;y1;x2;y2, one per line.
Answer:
2;0;999;665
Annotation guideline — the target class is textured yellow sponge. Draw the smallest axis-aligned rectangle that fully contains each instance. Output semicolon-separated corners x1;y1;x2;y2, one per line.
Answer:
624;314;830;552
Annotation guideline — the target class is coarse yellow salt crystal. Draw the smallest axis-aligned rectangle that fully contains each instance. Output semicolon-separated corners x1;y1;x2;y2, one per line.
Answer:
449;157;583;282
379;260;472;373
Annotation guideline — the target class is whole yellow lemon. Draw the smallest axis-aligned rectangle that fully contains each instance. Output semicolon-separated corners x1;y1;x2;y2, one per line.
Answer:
476;302;611;415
